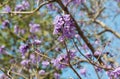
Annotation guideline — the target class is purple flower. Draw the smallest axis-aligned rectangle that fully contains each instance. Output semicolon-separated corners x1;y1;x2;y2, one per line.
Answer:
19;44;29;55
33;39;42;45
3;5;11;13
20;29;26;35
20;59;29;66
22;0;30;10
73;0;86;4
68;49;76;59
0;45;5;52
15;0;30;11
0;45;6;54
14;25;20;34
53;14;76;42
15;4;25;11
55;47;61;51
51;51;75;69
54;73;60;79
57;35;65;42
29;23;40;33
107;67;120;79
85;52;92;58
82;44;88;50
51;54;67;69
94;39;100;45
29;53;40;64
80;68;86;76
30;54;36;64
2;20;9;29
0;74;9;79
115;0;120;2
95;67;102;72
94;50;102;56
42;61;50;67
46;3;54;10
39;70;45;75
75;34;81;39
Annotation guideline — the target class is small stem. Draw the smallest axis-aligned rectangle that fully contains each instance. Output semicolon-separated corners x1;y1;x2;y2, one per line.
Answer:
93;66;101;79
64;41;82;79
69;64;82;79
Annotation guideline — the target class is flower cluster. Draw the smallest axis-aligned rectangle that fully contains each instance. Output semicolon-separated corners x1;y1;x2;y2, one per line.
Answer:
63;0;86;5
80;68;86;76
51;50;76;69
54;73;60;79
2;20;9;29
94;50;102;56
0;45;6;54
53;14;76;42
74;0;86;4
115;0;120;2
30;53;41;64
3;5;11;13
19;44;29;55
107;67;120;79
29;22;40;33
15;0;30;11
21;53;41;67
14;25;27;35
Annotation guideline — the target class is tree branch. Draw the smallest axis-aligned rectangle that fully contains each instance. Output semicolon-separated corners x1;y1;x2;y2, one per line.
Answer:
0;0;55;14
95;19;120;38
56;0;95;53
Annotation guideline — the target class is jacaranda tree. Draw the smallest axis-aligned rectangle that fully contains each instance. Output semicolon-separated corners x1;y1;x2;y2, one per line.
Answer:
0;0;120;79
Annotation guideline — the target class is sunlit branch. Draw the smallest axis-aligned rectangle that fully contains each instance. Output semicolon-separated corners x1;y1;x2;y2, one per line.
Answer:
94;19;120;38
0;0;55;14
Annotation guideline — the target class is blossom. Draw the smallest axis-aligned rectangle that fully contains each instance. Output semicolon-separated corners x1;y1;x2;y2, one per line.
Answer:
107;67;120;79
29;23;40;33
95;67;102;72
75;34;81;39
20;29;26;35
115;0;120;2
55;47;61;51
3;5;11;13
33;39;42;45
68;49;76;59
15;4;25;11
51;50;76;69
46;3;54;10
42;61;50;67
19;44;29;55
80;68;86;76
22;0;30;10
2;20;9;29
0;45;5;54
30;54;36;64
20;59;29;66
39;70;45;75
0;74;9;79
54;73;60;79
15;0;30;11
53;14;76;42
94;50;102;56
85;52;92;58
51;55;67;69
14;25;20;34
82;44;88;50
73;0;86;4
30;54;41;64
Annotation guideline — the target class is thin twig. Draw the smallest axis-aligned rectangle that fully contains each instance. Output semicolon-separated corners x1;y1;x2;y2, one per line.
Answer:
0;0;55;14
